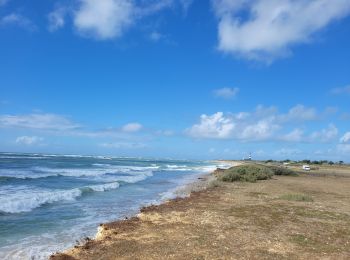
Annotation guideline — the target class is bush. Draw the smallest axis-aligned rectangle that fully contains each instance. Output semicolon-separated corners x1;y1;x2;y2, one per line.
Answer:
218;165;274;183
269;166;298;176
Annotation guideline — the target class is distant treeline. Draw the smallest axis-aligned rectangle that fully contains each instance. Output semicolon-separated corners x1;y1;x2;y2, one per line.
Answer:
264;159;345;165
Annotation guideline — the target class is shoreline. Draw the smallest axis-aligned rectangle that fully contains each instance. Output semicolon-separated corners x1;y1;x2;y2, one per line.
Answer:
50;168;219;259
50;162;350;259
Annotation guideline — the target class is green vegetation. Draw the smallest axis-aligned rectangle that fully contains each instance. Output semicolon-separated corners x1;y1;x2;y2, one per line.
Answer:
262;159;346;165
279;193;313;202
217;163;298;183
268;166;297;176
218;164;274;183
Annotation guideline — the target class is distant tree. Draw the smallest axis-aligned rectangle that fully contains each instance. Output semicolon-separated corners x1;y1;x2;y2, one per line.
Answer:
265;159;274;163
302;160;311;164
329;161;334;165
312;160;320;164
339;161;344;165
320;160;328;164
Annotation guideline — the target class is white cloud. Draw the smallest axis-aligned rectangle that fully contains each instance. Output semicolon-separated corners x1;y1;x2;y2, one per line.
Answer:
187;112;235;139
280;128;304;142
100;142;146;149
213;87;239;99
74;0;134;39
212;0;350;61
309;124;338;142
340;132;350;143
48;7;67;32
0;13;36;31
121;122;143;132
15;136;43;145
73;0;174;40
331;85;350;95
0;113;81;131
186;110;279;140
280;104;318;122
187;105;336;142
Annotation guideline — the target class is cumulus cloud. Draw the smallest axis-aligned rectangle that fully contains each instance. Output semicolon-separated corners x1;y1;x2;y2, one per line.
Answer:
212;0;350;61
74;0;134;39
186;105;336;142
121;122;143;132
0;13;36;31
0;113;81;131
340;132;350;143
186;109;279;140
15;136;43;145
213;87;239;99
331;85;350;95
72;0;174;40
186;112;235;139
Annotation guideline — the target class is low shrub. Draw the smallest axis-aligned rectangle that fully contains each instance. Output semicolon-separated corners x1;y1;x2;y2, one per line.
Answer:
218;165;273;183
269;166;297;176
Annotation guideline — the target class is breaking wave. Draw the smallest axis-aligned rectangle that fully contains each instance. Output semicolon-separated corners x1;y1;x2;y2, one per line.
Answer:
0;178;141;214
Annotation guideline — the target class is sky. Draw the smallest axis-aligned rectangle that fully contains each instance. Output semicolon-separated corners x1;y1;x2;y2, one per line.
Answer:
0;0;350;161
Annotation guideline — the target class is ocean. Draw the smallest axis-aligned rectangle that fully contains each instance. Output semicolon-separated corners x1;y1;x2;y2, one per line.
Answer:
0;153;223;259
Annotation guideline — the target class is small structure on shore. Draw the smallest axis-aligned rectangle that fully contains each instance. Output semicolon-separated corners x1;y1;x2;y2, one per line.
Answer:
243;153;252;161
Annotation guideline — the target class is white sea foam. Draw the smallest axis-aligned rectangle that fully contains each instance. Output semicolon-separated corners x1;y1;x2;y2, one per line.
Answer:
0;181;124;214
86;182;120;192
0;165;159;179
0;186;82;214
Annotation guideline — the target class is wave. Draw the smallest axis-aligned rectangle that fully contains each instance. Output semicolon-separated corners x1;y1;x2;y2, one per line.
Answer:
0;182;121;214
82;182;120;192
0;186;82;214
0;165;159;180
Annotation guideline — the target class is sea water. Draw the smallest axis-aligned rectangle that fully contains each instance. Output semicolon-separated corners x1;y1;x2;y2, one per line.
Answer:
0;153;224;259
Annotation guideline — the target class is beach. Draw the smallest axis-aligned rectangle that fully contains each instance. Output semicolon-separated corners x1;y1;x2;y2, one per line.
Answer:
0;153;226;259
51;162;350;259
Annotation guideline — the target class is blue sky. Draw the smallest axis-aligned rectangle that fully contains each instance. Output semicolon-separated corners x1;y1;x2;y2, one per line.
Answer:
1;0;350;161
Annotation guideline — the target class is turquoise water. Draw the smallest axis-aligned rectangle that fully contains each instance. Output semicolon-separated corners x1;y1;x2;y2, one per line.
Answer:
0;153;222;259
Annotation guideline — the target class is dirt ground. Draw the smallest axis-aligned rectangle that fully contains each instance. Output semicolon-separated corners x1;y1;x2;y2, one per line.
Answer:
51;164;350;260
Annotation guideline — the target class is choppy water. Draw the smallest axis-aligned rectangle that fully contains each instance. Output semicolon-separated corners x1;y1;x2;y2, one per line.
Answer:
0;153;224;259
